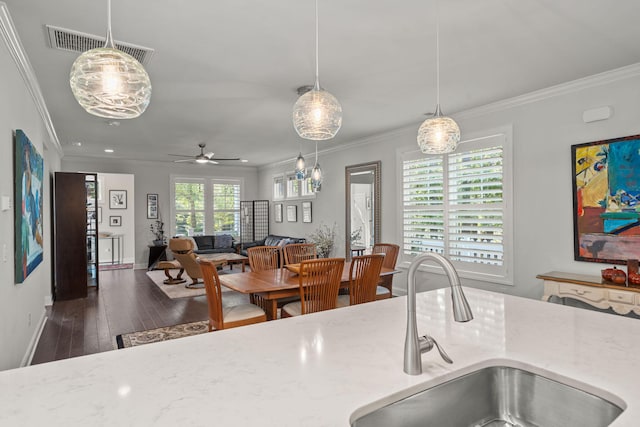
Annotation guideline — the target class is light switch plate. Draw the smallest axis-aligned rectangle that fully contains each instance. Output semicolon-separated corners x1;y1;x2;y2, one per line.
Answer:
1;196;10;211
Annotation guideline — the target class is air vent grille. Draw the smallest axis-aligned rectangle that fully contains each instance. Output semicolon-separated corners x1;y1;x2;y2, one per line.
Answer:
45;25;154;65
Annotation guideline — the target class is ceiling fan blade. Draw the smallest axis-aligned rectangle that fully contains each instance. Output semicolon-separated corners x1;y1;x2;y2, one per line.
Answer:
207;160;219;165
212;157;241;161
173;159;193;163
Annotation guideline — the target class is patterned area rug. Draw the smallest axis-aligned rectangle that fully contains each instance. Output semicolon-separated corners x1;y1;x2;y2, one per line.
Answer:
116;321;209;349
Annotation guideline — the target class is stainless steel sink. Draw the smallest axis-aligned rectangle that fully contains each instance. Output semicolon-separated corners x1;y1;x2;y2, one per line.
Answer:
352;365;624;427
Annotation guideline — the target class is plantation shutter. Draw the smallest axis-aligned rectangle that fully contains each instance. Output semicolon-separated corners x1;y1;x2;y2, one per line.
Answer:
402;156;445;255
448;146;504;266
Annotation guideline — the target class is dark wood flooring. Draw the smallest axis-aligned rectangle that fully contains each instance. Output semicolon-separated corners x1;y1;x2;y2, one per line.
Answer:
30;268;210;365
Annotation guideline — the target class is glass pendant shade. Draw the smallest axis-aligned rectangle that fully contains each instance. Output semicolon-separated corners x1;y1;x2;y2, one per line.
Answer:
69;0;151;119
295;152;307;179
311;163;323;192
293;85;342;140
417;105;460;154
70;48;151;119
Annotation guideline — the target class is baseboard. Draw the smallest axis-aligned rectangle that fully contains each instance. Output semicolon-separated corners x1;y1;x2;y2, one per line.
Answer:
21;310;47;367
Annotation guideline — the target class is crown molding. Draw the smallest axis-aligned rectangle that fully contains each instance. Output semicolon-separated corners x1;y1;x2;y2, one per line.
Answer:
454;62;640;120
0;2;62;155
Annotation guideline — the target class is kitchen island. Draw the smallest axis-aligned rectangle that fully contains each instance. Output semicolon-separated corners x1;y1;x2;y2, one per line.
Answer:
1;287;639;426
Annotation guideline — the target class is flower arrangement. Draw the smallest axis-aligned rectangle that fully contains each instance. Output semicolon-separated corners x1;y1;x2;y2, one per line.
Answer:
150;219;165;245
308;222;337;258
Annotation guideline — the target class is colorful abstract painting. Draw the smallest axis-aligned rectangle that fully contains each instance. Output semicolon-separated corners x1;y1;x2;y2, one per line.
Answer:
14;129;44;283
572;134;640;264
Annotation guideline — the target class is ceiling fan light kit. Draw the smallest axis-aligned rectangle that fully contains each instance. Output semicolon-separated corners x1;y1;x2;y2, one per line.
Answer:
416;0;460;154
292;0;342;141
69;0;151;119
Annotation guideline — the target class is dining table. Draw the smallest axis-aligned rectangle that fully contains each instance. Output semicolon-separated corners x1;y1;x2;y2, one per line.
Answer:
218;261;399;320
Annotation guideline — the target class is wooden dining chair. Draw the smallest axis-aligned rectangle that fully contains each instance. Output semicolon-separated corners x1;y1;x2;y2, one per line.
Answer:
247;246;281;272
283;243;317;265
247;245;282;307
337;254;385;308
372;243;400;299
197;258;267;331
281;258;345;318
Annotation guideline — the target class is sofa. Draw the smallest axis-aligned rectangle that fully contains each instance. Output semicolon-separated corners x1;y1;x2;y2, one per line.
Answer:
237;234;306;256
188;234;237;255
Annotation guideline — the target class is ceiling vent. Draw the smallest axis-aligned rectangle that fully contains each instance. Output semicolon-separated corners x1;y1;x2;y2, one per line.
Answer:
45;25;154;66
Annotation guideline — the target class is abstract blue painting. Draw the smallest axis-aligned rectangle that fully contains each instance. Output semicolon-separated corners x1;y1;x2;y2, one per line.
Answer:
14;129;44;283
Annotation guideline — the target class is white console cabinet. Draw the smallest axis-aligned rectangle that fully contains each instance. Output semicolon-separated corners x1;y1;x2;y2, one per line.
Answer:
538;271;640;316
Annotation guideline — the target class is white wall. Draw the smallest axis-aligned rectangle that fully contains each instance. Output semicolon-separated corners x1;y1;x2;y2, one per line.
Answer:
258;67;640;300
0;19;61;370
96;173;135;265
61;158;259;268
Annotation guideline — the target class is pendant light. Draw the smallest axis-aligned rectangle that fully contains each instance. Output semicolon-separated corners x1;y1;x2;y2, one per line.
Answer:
69;0;151;119
417;0;460;154
292;0;342;140
295;140;307;179
295;152;307;179
311;142;323;192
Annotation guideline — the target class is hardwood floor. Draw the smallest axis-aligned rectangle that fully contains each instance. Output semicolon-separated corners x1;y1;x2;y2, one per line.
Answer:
30;268;209;365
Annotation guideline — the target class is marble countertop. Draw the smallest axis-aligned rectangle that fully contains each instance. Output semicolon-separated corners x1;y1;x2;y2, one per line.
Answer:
1;287;640;426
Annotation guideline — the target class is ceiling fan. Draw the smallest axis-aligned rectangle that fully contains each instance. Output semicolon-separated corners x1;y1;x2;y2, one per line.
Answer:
169;143;240;165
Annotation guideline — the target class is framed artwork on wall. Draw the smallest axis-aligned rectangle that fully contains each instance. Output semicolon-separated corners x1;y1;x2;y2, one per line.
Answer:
109;216;122;227
14;129;44;283
274;203;283;223
572;134;640;264
147;193;158;219
287;205;297;222
302;201;312;223
109;189;127;209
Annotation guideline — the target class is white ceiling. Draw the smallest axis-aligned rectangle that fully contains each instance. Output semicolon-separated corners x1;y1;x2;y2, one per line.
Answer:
5;0;640;166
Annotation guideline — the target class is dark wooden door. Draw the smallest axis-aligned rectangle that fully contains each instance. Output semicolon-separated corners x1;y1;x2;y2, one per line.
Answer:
53;172;88;300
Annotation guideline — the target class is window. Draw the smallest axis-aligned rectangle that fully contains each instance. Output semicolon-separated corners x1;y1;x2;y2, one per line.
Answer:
273;173;316;199
212;181;241;236
174;179;205;236
401;132;512;283
172;176;242;237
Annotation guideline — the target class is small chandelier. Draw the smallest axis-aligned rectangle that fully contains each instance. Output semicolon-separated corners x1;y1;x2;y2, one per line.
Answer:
295;152;307;179
417;0;460;154
69;0;151;119
311;142;323;192
292;0;342;140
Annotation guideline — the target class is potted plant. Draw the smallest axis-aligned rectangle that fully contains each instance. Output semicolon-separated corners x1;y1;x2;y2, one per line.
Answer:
150;219;165;246
308;223;337;258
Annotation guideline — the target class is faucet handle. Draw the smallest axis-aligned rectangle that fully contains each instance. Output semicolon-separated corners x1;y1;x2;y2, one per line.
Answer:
419;335;453;364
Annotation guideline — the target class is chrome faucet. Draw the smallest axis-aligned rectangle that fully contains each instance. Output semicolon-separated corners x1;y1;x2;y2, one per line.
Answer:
404;252;473;375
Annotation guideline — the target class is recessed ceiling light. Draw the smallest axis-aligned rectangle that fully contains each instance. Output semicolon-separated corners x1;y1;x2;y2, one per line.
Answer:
71;141;82;146
241;159;248;163
107;120;120;127
104;148;114;153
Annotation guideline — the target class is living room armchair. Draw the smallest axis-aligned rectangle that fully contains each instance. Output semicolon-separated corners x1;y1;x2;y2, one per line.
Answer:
169;237;205;288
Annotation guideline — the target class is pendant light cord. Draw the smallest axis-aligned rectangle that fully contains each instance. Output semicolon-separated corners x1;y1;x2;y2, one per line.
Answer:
435;0;440;108
314;141;319;167
105;0;115;48
314;0;320;90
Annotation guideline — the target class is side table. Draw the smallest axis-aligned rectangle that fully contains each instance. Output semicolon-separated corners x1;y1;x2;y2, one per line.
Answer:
537;270;640;316
148;245;168;270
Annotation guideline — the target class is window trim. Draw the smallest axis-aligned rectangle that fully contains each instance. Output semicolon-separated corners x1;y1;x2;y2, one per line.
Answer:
396;126;514;285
